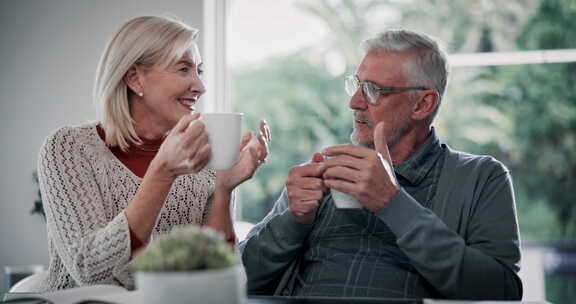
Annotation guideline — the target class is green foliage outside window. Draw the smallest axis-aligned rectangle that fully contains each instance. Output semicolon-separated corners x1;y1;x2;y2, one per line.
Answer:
233;55;351;220
232;0;576;302
234;0;576;237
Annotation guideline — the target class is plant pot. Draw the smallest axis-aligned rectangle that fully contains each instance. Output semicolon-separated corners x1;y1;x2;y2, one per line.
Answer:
136;264;245;304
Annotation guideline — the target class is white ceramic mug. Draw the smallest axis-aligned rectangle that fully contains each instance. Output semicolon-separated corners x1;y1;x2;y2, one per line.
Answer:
201;112;243;171
325;155;362;209
330;188;362;209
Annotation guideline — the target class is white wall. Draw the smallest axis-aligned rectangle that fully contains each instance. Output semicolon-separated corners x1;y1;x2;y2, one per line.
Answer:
0;0;204;292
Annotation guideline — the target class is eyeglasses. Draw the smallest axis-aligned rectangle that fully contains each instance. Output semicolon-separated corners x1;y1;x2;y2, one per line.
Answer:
345;74;430;105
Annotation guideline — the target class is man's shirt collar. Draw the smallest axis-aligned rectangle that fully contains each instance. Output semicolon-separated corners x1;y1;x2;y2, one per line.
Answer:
393;127;443;186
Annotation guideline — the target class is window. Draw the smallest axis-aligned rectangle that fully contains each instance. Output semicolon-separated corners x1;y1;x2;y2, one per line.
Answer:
227;1;576;302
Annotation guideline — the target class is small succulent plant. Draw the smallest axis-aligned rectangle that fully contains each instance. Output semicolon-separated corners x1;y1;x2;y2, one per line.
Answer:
131;225;237;272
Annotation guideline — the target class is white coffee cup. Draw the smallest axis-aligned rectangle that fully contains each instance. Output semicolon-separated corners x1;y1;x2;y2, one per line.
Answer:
201;112;243;171
330;188;362;209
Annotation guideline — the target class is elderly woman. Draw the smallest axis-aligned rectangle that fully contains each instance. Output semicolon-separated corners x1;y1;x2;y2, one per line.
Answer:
36;15;270;291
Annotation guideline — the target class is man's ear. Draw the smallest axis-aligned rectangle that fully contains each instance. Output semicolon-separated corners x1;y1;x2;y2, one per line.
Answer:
124;66;143;96
411;90;439;121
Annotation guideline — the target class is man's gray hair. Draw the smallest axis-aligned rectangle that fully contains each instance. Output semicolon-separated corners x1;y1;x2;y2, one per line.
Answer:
362;29;449;123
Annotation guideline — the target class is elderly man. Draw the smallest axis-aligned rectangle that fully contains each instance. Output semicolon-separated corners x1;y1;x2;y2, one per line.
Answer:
239;29;522;300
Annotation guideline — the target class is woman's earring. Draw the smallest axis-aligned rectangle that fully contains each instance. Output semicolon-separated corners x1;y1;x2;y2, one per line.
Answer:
138;92;144;97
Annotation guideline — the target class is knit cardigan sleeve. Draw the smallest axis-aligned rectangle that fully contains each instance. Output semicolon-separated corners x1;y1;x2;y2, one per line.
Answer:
38;127;132;287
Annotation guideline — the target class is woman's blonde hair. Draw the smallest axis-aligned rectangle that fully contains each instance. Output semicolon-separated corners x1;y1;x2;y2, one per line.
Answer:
93;15;199;151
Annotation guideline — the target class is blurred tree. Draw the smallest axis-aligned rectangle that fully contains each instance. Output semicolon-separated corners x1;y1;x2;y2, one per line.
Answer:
472;0;576;236
232;54;351;221
295;0;395;67
399;0;538;53
232;0;576;302
233;0;576;238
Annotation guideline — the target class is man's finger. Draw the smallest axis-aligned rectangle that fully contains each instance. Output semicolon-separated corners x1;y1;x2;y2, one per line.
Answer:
296;190;324;201
374;122;398;186
291;177;325;191
324;178;356;197
374;122;392;161
323;155;364;171
322;144;369;158
323;166;360;183
291;163;325;179
295;200;320;211
311;152;325;164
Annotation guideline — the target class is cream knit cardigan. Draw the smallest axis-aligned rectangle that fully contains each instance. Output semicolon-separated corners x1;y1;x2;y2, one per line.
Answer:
36;122;215;291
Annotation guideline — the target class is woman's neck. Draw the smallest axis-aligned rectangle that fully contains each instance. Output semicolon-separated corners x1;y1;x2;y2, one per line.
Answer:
129;99;171;141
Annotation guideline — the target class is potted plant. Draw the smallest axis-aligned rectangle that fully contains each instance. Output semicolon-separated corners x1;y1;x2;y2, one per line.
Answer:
131;225;245;304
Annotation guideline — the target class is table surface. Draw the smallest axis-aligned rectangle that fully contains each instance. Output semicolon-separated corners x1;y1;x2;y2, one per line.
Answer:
1;292;547;304
0;293;423;304
247;296;422;304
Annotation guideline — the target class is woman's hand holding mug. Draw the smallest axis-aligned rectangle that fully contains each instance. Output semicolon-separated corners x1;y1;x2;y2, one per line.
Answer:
150;113;211;181
216;119;271;193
